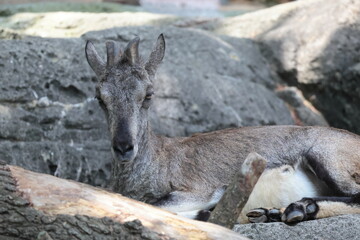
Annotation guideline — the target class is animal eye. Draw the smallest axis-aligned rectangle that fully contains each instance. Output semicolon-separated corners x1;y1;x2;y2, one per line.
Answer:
142;92;153;109
144;93;153;101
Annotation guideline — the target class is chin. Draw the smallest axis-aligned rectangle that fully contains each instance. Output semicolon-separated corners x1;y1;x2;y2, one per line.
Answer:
112;148;138;164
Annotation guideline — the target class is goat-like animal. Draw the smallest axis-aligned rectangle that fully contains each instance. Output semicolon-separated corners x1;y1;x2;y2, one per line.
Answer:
85;34;360;224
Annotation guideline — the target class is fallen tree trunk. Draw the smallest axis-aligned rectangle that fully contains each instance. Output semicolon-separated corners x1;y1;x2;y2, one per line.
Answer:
208;152;267;228
0;161;247;240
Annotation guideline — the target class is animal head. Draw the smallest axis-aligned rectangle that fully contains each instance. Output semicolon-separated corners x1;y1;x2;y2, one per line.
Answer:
85;34;165;163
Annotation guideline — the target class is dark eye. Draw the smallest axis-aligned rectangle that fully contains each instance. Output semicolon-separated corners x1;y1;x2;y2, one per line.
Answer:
144;93;153;101
142;92;153;109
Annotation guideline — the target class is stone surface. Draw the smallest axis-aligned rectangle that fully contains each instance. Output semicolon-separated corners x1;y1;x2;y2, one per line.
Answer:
0;38;112;187
208;0;360;134
83;26;293;136
0;26;294;187
234;214;360;240
276;86;328;126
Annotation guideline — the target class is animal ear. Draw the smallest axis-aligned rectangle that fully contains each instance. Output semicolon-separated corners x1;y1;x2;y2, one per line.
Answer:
85;40;106;77
145;34;165;76
123;36;140;65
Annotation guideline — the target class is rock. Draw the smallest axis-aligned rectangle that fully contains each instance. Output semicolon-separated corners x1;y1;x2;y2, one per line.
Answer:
233;214;360;240
276;86;328;126
208;0;360;134
0;26;293;187
83;26;294;135
0;38;112;187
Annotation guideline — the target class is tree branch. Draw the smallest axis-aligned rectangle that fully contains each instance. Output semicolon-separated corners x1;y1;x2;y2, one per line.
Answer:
208;152;267;229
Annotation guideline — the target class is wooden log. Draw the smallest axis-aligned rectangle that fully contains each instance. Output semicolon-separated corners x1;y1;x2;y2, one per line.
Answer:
0;161;247;240
208;152;267;229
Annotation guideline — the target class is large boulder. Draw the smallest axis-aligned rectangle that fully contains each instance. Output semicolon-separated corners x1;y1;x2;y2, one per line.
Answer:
208;0;360;134
0;38;111;186
83;26;294;135
0;26;293;186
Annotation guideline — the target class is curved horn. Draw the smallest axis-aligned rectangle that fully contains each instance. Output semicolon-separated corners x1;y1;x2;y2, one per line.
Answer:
106;40;123;67
106;41;116;67
123;37;140;65
114;42;122;65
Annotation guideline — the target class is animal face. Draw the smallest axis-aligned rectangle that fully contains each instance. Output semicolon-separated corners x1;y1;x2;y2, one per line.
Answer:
85;35;165;162
97;64;153;162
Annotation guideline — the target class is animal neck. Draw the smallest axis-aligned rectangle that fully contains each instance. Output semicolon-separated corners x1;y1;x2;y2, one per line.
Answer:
110;121;165;202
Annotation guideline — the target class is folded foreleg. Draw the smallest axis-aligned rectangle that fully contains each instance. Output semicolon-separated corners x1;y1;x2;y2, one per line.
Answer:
153;187;226;220
247;195;360;224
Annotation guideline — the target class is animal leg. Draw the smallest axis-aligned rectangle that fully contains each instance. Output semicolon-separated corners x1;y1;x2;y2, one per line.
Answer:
246;207;285;223
247;195;360;224
153;187;226;220
238;163;319;223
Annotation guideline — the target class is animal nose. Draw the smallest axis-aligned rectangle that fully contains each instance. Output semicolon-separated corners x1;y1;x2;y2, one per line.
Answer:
113;142;134;156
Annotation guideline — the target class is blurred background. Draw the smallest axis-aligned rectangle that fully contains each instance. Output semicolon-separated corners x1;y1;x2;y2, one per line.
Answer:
0;0;294;17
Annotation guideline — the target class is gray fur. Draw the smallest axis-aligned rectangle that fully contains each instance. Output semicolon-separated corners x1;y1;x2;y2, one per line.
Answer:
145;34;165;77
85;35;360;217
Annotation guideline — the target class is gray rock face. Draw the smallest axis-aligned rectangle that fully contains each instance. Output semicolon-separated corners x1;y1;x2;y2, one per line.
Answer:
277;86;328;126
234;214;360;240
83;26;293;136
259;0;360;134
210;0;360;134
0;38;111;186
0;26;293;186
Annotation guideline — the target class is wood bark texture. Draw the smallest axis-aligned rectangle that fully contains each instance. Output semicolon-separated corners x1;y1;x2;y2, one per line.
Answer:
0;161;247;240
208;153;267;228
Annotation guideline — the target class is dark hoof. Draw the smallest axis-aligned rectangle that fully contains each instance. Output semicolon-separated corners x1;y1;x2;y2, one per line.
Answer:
247;208;282;223
281;198;318;224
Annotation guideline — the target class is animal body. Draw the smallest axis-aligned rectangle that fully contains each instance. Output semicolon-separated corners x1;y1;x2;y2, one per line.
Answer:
85;34;360;224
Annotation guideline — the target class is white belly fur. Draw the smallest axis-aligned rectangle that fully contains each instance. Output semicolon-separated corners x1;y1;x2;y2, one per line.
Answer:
239;164;320;223
161;187;226;219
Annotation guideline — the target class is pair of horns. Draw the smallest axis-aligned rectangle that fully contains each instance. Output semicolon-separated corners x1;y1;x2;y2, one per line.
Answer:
106;37;140;67
85;34;165;77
